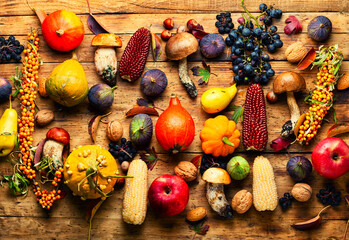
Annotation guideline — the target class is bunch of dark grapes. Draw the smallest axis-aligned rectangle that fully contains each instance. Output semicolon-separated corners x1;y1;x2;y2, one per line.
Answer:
200;154;229;175
279;192;294;210
215;12;234;34
224;3;283;85
316;183;341;206
108;138;138;163
258;3;282;25
0;36;24;62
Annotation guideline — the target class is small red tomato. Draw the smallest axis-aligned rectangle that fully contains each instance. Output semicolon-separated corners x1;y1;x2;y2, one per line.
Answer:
163;18;174;30
266;91;278;103
161;30;172;41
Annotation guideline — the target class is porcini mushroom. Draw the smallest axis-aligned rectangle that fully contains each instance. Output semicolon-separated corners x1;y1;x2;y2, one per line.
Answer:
202;167;234;219
42;127;70;170
273;71;306;138
165;32;199;98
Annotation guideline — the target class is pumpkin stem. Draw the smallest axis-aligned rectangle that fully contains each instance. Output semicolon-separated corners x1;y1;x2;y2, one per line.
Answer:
71;51;78;60
111;86;118;92
56;29;64;36
170;93;176;99
222;136;235;147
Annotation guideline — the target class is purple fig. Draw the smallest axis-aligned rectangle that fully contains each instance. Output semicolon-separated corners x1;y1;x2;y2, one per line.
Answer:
199;33;225;58
129;114;153;147
286;156;312;182
140;69;168;97
88;83;116;112
0;77;12;103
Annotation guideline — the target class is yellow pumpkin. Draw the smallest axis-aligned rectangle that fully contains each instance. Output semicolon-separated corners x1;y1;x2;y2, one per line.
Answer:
46;54;88;107
63;145;119;200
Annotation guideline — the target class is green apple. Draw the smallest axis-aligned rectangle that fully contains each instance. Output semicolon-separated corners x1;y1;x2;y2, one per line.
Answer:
227;156;250;180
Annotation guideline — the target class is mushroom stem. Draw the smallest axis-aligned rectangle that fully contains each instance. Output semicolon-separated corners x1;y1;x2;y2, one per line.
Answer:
179;58;197;98
206;183;234;219
42;139;64;170
286;91;301;128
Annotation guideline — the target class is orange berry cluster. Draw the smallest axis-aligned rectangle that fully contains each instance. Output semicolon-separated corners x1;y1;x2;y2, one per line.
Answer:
33;168;64;209
297;50;342;145
18;30;63;209
18;30;40;179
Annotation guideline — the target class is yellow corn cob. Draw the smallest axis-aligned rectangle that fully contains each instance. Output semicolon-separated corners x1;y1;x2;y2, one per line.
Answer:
253;156;278;211
122;159;148;225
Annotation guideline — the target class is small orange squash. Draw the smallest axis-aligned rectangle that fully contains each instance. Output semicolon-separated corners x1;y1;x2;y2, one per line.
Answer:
200;115;240;157
155;94;195;154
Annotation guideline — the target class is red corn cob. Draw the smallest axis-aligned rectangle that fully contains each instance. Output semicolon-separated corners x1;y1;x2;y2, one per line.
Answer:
243;84;268;151
119;27;151;82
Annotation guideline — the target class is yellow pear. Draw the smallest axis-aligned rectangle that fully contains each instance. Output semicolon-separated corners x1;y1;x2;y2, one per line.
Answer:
0;99;18;157
201;84;237;114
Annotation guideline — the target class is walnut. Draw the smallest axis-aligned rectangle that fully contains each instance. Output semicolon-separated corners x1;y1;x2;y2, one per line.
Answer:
174;161;197;182
186;207;207;222
291;183;312;202
231;190;253;214
107;120;123;142
35;109;54;126
285;42;308;63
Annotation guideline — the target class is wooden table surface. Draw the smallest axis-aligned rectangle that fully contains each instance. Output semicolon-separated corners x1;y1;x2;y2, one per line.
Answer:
0;0;349;239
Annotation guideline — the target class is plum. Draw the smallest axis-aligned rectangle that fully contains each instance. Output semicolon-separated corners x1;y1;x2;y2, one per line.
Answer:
199;33;225;58
0;77;12;103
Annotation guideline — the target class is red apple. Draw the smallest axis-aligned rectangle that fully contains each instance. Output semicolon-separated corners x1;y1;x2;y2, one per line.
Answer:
148;174;189;217
311;137;349;179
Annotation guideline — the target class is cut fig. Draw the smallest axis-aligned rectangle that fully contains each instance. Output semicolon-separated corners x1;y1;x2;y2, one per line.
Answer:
91;33;122;47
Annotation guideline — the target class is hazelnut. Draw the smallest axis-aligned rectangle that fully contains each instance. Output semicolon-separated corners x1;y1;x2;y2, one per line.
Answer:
107;120;123;142
35;109;54;126
285;42;308;63
291;183;312;202
186;207;207;222
337;74;349;90
231;190;253;214
121;161;130;172
174;161;197;182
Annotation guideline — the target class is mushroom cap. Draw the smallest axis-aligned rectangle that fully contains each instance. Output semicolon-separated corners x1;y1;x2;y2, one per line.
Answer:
165;32;199;60
273;71;306;94
46;127;70;145
202;167;231;185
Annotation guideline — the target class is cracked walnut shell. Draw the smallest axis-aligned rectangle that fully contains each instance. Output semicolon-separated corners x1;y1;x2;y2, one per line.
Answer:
232;190;253;214
174;161;197;182
285;42;308;63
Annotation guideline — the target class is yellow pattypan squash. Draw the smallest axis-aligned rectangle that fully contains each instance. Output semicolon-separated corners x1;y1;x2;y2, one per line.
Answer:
63;145;120;200
200;115;241;157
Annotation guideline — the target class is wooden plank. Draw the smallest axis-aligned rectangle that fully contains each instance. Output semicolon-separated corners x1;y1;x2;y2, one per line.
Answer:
1;153;348;239
1;13;348;36
0;61;348;154
0;0;347;16
2;32;349;64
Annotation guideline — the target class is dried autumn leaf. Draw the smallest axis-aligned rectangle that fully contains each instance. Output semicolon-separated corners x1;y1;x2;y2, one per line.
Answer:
297;48;316;70
86;0;111;34
26;0;47;24
284;16;302;35
192;29;209;40
125;106;159;117
326;123;349;137
190;155;202;169
86;199;105;240
186;218;210;236
191;60;215;85
88;112;111;142
33;138;47;170
139;147;161;170
151;33;162;61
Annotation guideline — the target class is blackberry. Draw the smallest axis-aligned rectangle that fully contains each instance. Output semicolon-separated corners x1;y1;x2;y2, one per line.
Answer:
316;183;342;206
279;192;294;210
215;12;234;34
0;35;24;63
108;138;138;163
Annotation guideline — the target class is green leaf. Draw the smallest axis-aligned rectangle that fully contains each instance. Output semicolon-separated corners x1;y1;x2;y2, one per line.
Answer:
191;60;215;85
333;107;337;124
231;106;244;123
197;68;210;83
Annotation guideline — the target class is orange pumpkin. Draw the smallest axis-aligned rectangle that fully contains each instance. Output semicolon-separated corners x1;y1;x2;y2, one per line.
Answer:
42;10;84;52
200;115;240;157
155;94;195;154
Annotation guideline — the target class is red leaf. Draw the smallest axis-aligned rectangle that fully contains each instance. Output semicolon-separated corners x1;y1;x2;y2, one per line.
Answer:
190;155;202;169
125;106;159;117
192;30;209;40
34;138;47;170
270;137;292;151
297;48;316;70
284;16;302;35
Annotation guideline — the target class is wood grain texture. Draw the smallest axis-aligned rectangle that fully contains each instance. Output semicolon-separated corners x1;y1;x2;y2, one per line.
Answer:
0;0;348;16
0;0;349;239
